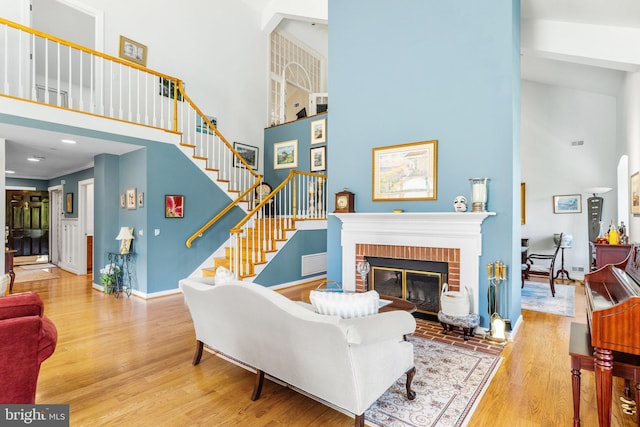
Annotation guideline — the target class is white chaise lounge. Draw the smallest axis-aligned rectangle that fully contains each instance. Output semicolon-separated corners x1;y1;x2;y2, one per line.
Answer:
179;278;416;427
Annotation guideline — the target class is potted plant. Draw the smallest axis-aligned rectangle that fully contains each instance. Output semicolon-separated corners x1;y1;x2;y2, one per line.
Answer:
99;263;120;294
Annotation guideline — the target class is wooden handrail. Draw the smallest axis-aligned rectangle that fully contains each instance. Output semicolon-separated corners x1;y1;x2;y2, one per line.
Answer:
185;179;262;248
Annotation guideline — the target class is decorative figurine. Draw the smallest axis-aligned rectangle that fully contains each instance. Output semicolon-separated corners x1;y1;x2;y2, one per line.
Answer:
453;195;468;212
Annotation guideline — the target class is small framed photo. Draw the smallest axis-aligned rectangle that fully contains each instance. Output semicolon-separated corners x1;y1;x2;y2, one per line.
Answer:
66;193;73;213
196;115;217;135
233;142;259;170
138;192;144;207
631;172;640;215
310;118;326;144
120;194;126;208
126;188;137;210
553;194;582;214
274;139;298;170
310;146;326;172
165;195;184;218
119;36;147;66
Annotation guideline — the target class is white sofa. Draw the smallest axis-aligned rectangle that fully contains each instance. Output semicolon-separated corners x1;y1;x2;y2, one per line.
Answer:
179;278;416;427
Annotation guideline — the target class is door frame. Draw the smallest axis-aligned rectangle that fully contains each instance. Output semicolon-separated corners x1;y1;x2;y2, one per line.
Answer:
78;178;94;275
48;184;63;265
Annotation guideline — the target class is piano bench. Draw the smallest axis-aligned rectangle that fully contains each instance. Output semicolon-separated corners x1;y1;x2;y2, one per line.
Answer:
437;311;480;341
569;322;640;427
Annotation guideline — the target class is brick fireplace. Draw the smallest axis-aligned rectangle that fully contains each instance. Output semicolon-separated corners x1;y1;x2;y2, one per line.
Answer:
333;212;494;315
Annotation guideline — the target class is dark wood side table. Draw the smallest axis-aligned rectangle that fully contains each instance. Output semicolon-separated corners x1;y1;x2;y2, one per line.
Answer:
594;244;632;270
5;249;16;294
379;295;417;313
569;322;640;427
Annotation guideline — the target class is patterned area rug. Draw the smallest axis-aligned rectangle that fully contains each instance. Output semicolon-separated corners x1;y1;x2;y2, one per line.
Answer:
521;280;575;317
366;336;501;427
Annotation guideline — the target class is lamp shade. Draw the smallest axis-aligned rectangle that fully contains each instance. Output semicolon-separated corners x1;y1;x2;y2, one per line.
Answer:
115;227;134;241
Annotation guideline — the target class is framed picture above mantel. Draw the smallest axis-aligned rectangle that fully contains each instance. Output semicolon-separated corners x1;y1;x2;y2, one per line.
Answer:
372;140;438;201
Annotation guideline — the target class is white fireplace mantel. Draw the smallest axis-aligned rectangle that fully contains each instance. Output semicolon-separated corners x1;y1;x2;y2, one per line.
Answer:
332;212;495;314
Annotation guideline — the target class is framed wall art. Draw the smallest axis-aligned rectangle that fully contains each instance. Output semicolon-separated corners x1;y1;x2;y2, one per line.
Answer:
126;188;137;210
310;118;326;144
165;195;184;218
274;140;298;170
553;194;582;214
631;172;640;215
119;36;147;66
66;193;73;213
234;142;259;170
196;115;217;135
372;140;438;201
310;146;326;172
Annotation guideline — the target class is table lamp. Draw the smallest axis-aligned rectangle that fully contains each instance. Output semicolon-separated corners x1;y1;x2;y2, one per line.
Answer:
116;227;134;254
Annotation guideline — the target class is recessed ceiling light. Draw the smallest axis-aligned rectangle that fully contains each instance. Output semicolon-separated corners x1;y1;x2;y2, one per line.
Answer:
61;139;76;144
27;155;45;162
5;170;15;174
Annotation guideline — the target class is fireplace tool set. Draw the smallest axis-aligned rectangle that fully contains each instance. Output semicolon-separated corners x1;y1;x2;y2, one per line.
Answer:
487;261;509;343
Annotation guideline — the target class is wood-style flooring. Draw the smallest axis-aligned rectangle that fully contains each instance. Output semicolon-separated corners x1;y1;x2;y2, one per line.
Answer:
10;270;638;426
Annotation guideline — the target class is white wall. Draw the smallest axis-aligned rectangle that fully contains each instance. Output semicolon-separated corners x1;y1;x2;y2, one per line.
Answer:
620;71;640;243
521;80;617;278
3;0;270;172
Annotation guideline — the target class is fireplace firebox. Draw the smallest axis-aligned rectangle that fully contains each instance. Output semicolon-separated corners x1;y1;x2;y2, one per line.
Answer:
366;257;447;315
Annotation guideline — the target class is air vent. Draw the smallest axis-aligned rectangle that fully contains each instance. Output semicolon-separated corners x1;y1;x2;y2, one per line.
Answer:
571;140;584;146
571;266;584;272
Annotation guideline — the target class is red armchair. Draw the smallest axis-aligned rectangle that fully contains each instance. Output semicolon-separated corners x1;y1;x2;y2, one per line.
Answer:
0;292;57;403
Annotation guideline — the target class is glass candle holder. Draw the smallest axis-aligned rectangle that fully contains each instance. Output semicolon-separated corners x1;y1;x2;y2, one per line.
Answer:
469;178;488;212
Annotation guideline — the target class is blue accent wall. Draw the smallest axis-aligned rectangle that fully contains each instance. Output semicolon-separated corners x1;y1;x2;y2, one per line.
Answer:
50;168;94;218
328;0;521;327
254;229;327;286
1;113;243;295
6;177;49;191
264;113;327;187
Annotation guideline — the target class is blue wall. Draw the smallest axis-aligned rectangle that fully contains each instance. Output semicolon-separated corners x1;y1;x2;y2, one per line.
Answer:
328;0;521;326
50;168;94;219
6;177;49;191
264;113;327;187
1;113;244;295
254;229;327;286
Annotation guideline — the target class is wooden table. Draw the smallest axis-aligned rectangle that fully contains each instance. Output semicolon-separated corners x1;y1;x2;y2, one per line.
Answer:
569;322;640;426
379;295;417;313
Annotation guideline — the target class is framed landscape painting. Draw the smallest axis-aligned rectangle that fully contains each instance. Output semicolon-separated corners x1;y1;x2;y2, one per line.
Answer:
233;142;259;170
372;140;438;201
310;118;326;144
274;140;298;170
553;194;581;214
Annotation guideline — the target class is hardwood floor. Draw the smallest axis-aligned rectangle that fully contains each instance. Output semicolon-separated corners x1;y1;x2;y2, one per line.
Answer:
11;272;638;426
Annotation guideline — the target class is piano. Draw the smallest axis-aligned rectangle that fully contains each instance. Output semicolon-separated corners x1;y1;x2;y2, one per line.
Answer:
584;244;640;427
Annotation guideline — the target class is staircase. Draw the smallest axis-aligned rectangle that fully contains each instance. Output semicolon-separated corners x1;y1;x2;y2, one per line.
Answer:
0;17;327;282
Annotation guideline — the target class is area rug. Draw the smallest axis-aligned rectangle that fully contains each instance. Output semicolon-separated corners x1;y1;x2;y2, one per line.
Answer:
521;280;575;317
18;263;57;270
14;266;59;283
365;336;501;427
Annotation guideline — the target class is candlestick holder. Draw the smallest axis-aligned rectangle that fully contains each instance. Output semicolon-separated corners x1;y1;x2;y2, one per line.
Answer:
469;178;489;212
356;261;370;289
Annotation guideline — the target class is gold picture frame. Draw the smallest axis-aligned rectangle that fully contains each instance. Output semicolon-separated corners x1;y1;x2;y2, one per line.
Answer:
521;182;526;224
631;172;640;215
119;36;147;66
310;118;326;144
372;140;438;201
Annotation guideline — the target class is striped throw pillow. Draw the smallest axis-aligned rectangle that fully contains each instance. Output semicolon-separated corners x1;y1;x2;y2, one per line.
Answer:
309;290;380;319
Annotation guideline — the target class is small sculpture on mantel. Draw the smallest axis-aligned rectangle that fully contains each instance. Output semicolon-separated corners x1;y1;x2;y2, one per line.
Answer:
453;195;468;212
